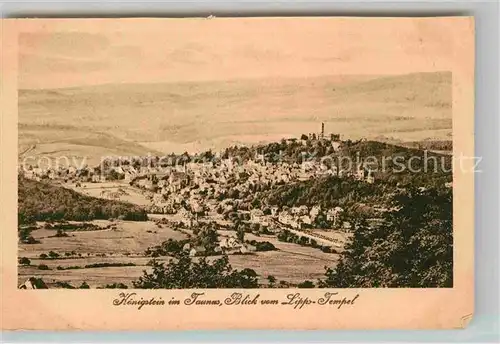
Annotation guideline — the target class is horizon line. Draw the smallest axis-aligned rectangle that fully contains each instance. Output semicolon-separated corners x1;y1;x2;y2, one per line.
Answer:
18;70;452;92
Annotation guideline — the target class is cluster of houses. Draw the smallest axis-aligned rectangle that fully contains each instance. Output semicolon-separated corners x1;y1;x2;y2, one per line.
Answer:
19;144;363;235
129;153;377;214
19;131;375;237
20;165;83;182
184;235;257;257
277;205;346;230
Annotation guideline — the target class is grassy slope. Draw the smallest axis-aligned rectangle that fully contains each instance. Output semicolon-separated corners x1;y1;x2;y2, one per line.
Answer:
18;176;148;223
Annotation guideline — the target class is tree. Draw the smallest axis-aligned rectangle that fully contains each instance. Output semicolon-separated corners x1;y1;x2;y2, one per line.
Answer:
104;283;128;289
48;251;60;259
79;282;90;289
19;257;31;266
195;228;219;253
133;252;258;289
321;187;452;288
236;228;245;243
267;275;277;287
297;280;315;288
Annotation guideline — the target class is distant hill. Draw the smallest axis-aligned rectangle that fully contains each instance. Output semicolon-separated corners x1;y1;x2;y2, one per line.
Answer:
401;140;452;152
258;140;452;211
261;176;383;210
19;72;451;160
338;140;452;183
18;176;148;224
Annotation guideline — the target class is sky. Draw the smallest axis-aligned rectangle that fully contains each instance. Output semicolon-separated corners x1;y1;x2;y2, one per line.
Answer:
17;17;468;89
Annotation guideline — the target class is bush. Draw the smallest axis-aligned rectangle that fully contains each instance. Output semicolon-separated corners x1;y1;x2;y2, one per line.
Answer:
321;246;332;253
104;283;128;289
23;236;40;244
48;251;60;259
52;229;69;237
55;281;75;289
254;241;277;252
37;264;50;270
297;280;315;288
133;252;258;289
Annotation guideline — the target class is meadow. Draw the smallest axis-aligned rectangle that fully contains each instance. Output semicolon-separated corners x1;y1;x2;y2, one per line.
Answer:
18;219;347;287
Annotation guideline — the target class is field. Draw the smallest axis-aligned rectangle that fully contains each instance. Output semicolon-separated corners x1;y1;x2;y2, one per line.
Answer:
19;72;451;163
63;182;152;206
227;231;342;284
18;218;347;287
18;220;185;287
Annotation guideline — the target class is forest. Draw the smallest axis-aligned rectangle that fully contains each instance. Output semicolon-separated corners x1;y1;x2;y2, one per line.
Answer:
321;186;453;288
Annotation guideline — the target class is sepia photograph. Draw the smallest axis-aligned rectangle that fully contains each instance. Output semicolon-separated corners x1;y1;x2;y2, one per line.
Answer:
0;15;476;331
14;18;458;291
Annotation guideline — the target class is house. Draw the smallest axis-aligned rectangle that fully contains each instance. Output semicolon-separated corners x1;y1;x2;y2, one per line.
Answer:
124;171;136;182
24;170;34;179
291;206;309;216
250;209;266;224
300;215;312;228
168;172;189;192
278;212;292;225
342;221;353;232
240;244;257;254
331;141;342;152
309;205;321;221
327;207;344;227
219;236;245;254
152;193;165;204
189;246;207;257
219;236;241;249
92;174;106;183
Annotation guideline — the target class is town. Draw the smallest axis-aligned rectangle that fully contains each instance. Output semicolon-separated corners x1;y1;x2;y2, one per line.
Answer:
18;124;453;289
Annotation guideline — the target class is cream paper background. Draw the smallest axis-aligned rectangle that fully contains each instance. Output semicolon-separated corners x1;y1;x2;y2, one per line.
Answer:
0;17;474;330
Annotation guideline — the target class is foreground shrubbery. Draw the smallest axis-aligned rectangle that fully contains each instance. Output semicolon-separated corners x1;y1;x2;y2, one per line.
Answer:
246;240;276;252
133;252;258;289
320;187;452;288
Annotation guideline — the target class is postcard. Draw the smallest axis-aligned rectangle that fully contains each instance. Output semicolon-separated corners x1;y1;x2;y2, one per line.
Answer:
1;17;474;330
